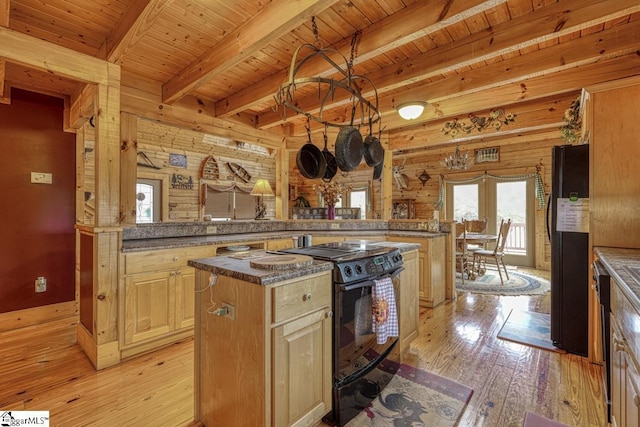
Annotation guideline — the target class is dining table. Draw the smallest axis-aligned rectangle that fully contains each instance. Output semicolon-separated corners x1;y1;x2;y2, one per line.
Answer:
464;232;498;246
457;232;499;278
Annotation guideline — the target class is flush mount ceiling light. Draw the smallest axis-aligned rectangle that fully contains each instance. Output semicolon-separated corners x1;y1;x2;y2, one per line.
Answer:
396;102;428;120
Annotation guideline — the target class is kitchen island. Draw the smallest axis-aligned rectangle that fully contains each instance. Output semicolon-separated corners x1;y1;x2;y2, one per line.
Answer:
116;220;450;366
189;242;419;427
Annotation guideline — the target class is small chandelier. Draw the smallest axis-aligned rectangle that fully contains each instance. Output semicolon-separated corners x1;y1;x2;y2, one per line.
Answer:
441;144;474;170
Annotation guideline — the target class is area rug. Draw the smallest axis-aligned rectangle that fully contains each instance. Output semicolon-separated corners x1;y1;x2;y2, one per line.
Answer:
346;362;473;427
497;309;565;353
456;270;550;296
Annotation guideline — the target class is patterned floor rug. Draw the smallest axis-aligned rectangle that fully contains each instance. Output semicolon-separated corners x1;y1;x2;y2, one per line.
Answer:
455;269;550;296
346;363;473;427
497;309;565;353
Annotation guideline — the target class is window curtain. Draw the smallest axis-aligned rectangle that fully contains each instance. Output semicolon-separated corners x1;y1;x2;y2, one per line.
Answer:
437;169;545;209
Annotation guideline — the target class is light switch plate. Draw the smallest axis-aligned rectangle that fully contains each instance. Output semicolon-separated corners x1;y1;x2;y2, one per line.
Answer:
31;172;52;184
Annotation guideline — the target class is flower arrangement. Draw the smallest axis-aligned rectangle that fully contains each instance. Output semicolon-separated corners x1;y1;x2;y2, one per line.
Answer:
559;97;581;144
441;109;516;138
313;181;352;206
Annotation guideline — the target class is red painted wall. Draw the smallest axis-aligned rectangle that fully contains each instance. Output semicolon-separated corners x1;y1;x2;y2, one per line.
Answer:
0;89;76;313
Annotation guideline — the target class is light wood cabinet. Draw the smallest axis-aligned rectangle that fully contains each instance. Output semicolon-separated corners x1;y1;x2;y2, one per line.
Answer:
584;76;640;249
387;236;446;307
194;270;332;427
610;278;640;427
121;246;214;356
397;249;419;356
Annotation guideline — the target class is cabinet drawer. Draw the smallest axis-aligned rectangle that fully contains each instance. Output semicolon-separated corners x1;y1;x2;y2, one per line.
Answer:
125;246;215;275
272;273;331;324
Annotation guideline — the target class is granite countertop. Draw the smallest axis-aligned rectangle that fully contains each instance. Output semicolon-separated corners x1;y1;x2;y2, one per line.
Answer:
188;251;334;286
121;229;444;253
188;241;421;286
594;247;640;312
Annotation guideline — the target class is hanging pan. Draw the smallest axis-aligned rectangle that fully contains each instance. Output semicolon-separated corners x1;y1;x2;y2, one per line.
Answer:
321;129;337;182
335;105;363;172
296;120;326;179
363;118;383;167
373;148;385;180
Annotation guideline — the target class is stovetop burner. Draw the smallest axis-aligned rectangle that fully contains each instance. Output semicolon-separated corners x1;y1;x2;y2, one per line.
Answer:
281;242;394;262
280;242;403;284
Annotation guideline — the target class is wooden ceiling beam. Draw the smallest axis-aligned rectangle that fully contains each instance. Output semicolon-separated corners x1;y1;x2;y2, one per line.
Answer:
268;48;640;138
256;0;640;130
383;53;640;132
386;92;578;151
161;0;341;104
100;0;176;63
0;26;110;85
214;0;504;117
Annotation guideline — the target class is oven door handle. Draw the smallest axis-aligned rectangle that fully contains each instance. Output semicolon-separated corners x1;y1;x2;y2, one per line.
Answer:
341;267;405;292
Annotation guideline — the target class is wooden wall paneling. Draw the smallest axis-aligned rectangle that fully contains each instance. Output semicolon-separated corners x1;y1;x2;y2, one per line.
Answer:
136;119;277;221
120;77;283;149
392;134;560;269
120;112;138;224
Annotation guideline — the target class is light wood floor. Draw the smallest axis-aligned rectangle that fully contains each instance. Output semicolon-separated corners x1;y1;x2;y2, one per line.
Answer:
1;283;606;427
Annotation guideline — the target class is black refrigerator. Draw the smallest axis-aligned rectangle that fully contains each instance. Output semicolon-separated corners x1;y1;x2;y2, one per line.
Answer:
547;144;589;356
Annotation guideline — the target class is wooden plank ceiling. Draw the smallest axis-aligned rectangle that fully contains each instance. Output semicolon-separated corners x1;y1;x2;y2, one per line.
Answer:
1;0;639;151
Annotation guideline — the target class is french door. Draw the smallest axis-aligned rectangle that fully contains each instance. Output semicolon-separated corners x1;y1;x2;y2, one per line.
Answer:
446;177;535;267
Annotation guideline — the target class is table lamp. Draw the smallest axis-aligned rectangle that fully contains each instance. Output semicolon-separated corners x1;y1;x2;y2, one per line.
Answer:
250;179;274;220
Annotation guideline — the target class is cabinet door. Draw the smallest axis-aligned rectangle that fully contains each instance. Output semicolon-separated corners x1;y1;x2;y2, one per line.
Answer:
429;236;446;307
273;309;332;427
175;266;195;331
624;348;640;427
124;271;175;345
612;317;624;427
398;250;419;354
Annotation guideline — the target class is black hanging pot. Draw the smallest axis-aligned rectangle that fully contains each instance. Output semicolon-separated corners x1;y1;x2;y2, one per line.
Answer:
296;133;326;180
363;119;383;167
335;126;363;172
373;148;385;180
321;131;337;182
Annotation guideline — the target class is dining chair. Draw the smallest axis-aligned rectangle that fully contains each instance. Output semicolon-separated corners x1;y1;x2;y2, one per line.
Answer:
464;218;488;252
472;219;512;285
455;222;473;283
465;218;488;233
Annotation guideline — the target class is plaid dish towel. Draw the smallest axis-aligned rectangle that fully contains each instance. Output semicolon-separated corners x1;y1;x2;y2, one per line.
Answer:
371;277;398;344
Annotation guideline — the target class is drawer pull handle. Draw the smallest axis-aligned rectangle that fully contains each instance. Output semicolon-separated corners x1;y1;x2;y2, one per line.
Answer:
303;293;312;302
170;272;176;277
173;256;179;261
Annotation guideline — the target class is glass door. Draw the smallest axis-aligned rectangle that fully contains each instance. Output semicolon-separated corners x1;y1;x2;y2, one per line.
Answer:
447;177;534;267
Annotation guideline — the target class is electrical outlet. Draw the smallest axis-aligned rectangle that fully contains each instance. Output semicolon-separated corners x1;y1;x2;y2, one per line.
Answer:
206;225;217;234
35;277;47;293
221;302;236;320
331;223;340;230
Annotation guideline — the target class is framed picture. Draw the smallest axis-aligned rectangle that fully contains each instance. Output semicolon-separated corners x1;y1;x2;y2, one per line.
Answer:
475;147;499;163
169;153;187;168
289;184;297;201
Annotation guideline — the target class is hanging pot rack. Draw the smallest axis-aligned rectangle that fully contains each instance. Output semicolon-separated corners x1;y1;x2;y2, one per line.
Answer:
273;42;381;129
